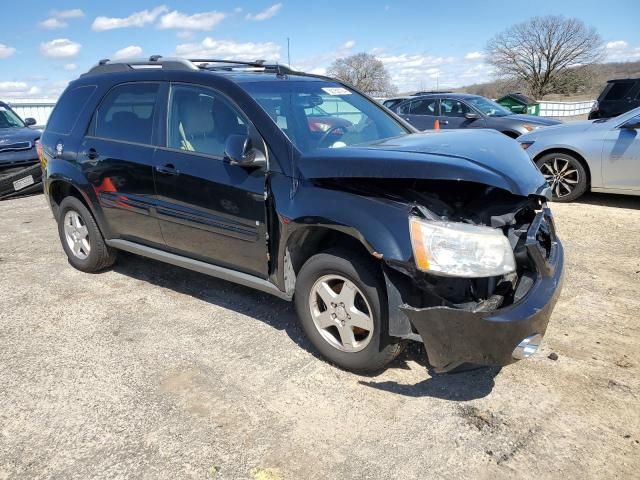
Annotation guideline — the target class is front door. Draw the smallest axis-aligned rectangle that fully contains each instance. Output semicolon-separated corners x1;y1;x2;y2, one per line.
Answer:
601;113;640;192
438;98;485;130
80;82;164;246
153;83;269;278
398;98;438;130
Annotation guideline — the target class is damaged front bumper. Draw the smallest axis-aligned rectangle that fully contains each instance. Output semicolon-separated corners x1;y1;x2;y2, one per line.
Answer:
401;207;564;372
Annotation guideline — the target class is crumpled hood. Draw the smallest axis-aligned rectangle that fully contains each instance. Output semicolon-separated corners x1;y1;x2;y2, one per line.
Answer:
298;129;548;198
0;126;41;144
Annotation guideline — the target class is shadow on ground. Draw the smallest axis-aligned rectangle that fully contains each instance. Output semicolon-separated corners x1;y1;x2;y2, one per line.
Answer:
111;252;499;400
574;192;640;210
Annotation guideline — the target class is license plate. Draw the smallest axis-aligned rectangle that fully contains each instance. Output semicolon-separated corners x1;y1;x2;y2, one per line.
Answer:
13;175;34;191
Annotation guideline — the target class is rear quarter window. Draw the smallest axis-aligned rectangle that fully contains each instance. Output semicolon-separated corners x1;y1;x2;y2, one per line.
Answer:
45;85;96;134
603;82;634;101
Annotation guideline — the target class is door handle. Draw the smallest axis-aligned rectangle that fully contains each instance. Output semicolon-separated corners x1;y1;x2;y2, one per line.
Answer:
439;119;449;125
85;148;99;160
155;164;179;175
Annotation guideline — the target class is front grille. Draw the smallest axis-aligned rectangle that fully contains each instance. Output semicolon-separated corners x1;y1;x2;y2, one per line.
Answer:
0;141;32;153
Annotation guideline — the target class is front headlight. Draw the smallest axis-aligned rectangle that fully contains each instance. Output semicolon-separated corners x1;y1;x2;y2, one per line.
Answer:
409;217;516;277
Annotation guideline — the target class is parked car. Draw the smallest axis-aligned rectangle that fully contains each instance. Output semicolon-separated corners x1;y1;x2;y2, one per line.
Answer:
588;78;640;119
40;56;563;373
0;101;43;200
519;106;640;202
392;93;561;137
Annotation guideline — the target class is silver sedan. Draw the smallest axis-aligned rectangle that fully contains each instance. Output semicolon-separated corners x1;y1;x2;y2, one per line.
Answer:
518;107;640;202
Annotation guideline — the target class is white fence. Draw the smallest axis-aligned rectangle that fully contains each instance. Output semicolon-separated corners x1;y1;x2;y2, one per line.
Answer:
5;99;56;127
537;100;595;117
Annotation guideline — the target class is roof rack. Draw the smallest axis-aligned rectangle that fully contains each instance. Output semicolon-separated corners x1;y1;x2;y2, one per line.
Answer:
82;55;296;77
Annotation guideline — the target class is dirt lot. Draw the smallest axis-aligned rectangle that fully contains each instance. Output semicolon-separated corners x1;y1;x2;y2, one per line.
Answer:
0;193;639;480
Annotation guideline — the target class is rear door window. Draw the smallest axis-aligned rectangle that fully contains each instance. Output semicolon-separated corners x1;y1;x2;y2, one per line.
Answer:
410;99;437;116
91;83;160;145
604;82;634;101
46;85;96;134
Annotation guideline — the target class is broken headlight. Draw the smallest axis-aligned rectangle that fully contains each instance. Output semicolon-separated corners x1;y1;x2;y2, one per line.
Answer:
409;217;516;278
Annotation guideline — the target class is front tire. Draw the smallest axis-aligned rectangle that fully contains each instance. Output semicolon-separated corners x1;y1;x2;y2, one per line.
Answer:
536;152;588;202
294;249;402;372
57;196;117;272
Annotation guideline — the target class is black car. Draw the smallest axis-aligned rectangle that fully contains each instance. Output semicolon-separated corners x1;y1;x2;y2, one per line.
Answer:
392;93;560;137
0;101;43;199
40;57;564;373
588;78;640;119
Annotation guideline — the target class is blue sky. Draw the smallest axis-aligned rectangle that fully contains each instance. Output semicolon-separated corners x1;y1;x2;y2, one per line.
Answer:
1;0;639;99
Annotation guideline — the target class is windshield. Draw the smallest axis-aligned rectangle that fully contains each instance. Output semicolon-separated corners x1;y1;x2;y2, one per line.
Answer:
0;105;26;128
244;80;409;153
465;97;512;117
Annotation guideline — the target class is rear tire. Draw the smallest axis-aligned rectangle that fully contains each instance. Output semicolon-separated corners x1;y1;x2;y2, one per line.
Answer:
294;249;403;372
536;152;588;202
57;196;117;272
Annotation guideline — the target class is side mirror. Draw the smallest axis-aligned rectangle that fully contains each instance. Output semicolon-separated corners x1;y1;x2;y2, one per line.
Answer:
224;134;265;167
24;118;37;127
621;119;640;130
464;112;480;120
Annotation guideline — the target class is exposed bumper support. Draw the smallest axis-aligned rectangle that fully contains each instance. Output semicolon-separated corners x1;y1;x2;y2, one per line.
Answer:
402;232;564;373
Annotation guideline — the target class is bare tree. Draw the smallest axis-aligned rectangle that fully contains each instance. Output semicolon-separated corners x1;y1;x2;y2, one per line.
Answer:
327;53;397;96
486;16;603;99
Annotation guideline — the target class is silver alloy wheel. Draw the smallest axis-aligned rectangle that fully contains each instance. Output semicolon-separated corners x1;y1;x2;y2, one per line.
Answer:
540;157;579;198
308;274;374;352
63;210;91;260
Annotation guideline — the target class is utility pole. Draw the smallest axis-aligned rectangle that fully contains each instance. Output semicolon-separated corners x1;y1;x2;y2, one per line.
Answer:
287;37;291;67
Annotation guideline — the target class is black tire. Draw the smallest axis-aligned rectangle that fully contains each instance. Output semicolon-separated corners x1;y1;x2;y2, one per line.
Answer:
536;152;588;202
57;196;117;272
0;163;43;199
294;249;403;372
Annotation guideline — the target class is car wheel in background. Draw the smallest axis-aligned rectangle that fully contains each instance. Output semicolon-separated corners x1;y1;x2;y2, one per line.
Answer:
536;152;588;202
294;249;403;372
57;196;117;272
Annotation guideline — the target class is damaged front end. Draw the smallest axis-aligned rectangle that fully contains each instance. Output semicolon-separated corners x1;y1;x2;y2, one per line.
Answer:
369;179;564;372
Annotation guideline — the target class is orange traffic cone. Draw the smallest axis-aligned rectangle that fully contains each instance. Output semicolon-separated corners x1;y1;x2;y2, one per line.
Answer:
434;118;440;130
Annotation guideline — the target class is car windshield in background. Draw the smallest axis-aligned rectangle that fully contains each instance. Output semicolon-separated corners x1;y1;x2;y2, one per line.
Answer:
0;106;25;128
466;97;513;117
244;81;409;153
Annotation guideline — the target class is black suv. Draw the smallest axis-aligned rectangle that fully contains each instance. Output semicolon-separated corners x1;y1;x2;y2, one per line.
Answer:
40;57;564;373
588;78;640;119
0;101;43;199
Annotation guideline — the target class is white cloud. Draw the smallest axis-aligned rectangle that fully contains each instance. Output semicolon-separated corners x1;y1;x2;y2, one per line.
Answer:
51;9;84;19
0;81;29;92
158;10;226;30
246;3;282;21
40;18;67;29
113;45;143;59
39;38;81;58
0;43;16;59
175;37;281;61
0;81;44;98
341;40;356;50
606;40;628;50
465;51;484;61
606;40;640;62
63;63;77;71
92;5;168;31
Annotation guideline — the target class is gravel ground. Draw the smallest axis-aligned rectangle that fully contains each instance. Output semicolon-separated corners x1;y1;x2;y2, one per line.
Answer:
0;193;639;480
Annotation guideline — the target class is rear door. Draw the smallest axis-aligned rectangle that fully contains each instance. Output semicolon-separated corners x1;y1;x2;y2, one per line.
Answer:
398;98;438;130
601;112;640;192
79;82;165;246
153;83;269;278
